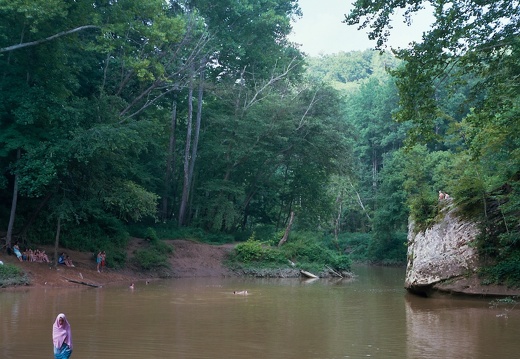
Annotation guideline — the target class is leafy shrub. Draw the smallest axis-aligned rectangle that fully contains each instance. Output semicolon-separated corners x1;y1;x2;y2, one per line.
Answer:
132;248;169;270
282;238;351;271
0;264;29;287
329;253;352;271
144;227;159;243
232;234;285;264
228;231;352;273
233;238;264;262
479;252;520;287
0;263;24;279
408;193;438;233
107;250;127;269
132;239;173;270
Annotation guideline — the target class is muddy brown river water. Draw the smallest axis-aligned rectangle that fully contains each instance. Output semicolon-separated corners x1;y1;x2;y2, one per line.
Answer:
1;265;518;358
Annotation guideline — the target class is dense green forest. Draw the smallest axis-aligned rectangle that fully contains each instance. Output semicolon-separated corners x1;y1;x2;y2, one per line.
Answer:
1;1;518;282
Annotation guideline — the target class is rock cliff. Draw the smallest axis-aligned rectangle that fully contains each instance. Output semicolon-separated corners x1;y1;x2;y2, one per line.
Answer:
405;201;520;297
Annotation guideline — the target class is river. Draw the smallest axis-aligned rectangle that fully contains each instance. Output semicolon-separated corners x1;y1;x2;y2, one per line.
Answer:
1;265;518;358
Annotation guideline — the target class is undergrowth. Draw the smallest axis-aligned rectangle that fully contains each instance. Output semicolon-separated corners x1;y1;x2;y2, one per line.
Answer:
132;230;174;270
227;232;351;274
0;263;29;287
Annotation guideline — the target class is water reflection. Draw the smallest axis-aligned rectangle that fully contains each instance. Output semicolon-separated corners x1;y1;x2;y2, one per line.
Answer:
405;294;520;358
1;266;518;358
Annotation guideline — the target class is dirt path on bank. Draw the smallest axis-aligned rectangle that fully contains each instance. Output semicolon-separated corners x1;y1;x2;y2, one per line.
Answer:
1;238;237;289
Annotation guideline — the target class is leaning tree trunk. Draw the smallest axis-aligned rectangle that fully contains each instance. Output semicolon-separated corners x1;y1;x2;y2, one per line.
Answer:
6;148;21;249
278;211;295;247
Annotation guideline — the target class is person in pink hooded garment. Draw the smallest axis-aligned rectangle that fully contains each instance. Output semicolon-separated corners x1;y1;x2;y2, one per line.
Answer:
52;313;73;359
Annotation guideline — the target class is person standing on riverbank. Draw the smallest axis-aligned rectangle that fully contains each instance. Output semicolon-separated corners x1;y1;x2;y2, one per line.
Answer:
52;313;73;359
101;251;106;271
96;251;103;272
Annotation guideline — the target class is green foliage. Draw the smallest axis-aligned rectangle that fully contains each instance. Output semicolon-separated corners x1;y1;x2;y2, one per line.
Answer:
3;0;517;281
368;232;407;265
337;232;371;262
0;263;29;287
480;252;520;288
306;50;400;90
408;194;438;233
282;236;351;271
22;213;130;268
229;231;352;273
132;248;169;271
101;181;158;222
132;240;173;271
336;231;406;265
345;0;520;248
128;223;235;244
232;234;285;264
144;227;159;243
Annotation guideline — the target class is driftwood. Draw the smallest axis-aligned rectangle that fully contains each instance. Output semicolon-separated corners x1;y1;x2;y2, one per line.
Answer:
61;276;101;288
325;265;343;278
300;270;318;279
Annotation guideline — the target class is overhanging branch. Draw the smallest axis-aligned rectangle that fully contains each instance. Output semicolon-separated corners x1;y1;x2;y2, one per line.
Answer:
0;25;100;53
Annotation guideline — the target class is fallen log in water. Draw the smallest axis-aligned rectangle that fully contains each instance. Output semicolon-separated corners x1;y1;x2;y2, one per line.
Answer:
325;265;343;278
61;276;101;288
300;270;318;279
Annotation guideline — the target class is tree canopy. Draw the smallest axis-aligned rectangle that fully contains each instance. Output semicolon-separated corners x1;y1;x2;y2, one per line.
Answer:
345;0;520;273
1;0;354;254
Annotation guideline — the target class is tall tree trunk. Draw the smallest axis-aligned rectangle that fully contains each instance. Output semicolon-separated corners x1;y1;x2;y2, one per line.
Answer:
178;69;194;226
53;216;61;268
161;101;177;221
188;64;204;189
372;148;378;190
333;190;343;251
6;148;21;249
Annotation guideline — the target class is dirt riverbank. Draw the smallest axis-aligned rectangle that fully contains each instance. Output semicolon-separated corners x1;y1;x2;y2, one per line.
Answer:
1;238;237;289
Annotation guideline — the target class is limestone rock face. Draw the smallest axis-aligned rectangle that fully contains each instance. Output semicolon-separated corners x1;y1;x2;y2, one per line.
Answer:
405;203;480;295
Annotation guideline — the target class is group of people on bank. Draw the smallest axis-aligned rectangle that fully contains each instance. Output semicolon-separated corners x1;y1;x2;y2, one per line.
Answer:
12;243;50;263
10;243;76;267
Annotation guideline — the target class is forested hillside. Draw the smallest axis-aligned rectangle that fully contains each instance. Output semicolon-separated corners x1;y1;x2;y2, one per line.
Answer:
1;0;518;284
1;0;352;258
344;0;520;283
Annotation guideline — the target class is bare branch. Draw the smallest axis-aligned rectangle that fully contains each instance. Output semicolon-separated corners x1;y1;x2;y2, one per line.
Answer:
296;89;318;131
349;180;372;221
0;25;99;53
244;57;301;111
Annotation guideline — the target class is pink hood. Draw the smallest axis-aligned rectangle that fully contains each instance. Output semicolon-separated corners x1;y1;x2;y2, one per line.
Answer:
52;313;72;349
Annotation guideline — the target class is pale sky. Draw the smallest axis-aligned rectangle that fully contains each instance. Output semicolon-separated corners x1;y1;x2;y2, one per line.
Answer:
289;0;435;56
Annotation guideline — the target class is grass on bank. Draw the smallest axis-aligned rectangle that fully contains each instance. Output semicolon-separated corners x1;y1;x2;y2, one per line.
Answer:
0;263;29;287
131;228;174;270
